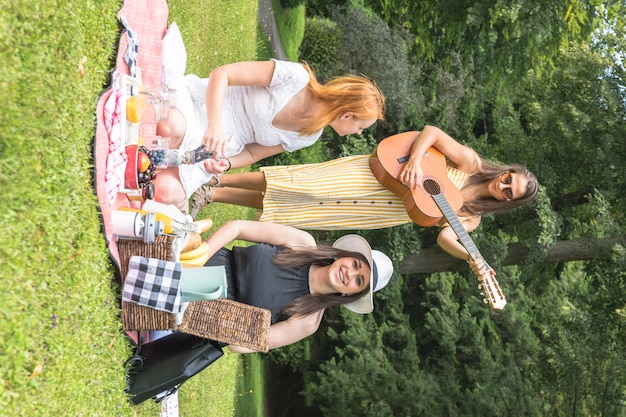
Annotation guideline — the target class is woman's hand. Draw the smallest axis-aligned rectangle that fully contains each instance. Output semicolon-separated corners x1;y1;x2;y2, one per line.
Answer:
201;126;228;157
467;257;495;281
399;161;424;190
203;158;231;175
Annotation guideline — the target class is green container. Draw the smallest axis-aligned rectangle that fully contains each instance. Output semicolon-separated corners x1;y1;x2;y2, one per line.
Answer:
180;266;227;302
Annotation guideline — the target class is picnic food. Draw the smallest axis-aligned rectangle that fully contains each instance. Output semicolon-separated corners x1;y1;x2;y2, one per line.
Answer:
182;233;202;252
181;253;212;267
180;242;212;267
127;145;158;189
180;242;210;261
125;144;154;190
137;151;151;172
126;96;141;123
193;218;213;234
146;149;168;168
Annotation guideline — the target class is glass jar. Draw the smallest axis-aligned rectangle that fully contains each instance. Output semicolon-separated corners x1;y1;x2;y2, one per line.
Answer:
135;85;178;123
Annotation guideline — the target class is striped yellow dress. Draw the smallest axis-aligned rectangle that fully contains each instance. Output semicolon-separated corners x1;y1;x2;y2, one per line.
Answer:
259;155;470;230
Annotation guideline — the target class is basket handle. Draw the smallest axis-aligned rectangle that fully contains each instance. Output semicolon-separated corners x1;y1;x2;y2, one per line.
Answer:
181;286;224;302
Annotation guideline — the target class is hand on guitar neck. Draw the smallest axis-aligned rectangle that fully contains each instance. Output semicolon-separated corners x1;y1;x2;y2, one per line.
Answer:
467;255;506;310
467;256;494;282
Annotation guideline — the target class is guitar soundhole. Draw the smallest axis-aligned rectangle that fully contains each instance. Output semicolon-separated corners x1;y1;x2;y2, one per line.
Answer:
422;179;441;195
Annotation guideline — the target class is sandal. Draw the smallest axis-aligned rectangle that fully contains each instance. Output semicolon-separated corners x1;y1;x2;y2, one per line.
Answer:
190;175;221;220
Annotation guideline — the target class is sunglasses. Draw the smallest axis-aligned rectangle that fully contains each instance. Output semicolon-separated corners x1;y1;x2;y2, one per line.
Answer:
501;172;513;201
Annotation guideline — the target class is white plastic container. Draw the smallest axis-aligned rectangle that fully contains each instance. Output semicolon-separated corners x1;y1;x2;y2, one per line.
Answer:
111;210;144;238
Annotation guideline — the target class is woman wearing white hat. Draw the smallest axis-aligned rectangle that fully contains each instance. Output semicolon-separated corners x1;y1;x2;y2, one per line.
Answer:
201;220;394;353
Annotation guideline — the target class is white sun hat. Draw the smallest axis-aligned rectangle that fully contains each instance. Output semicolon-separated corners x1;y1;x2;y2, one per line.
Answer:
332;234;394;314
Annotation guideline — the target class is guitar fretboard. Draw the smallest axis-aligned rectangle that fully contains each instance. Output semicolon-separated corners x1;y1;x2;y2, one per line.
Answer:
424;180;483;266
424;180;506;310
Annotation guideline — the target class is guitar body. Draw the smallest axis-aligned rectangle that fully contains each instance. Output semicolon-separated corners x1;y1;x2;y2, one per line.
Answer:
370;131;463;227
370;131;507;310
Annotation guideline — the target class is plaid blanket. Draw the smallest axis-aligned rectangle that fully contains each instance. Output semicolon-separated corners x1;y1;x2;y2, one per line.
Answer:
93;0;169;268
123;256;182;313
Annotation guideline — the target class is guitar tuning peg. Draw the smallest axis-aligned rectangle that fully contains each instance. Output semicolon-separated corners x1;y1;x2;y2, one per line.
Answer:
478;283;483;290
482;298;489;304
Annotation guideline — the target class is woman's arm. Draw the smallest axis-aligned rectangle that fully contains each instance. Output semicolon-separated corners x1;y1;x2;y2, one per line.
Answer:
436;216;481;259
203;220;317;258
400;126;481;190
436;217;490;278
203;143;286;174
204;60;277;155
228;310;324;353
228;143;286;169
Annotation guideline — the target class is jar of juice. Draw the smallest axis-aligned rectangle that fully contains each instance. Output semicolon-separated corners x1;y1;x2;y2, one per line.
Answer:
138;85;177;122
126;96;142;123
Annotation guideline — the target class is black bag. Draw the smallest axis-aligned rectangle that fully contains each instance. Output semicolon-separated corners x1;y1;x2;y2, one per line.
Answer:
125;332;224;405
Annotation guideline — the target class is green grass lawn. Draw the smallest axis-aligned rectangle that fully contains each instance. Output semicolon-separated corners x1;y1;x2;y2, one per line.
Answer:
0;0;281;416
234;354;267;416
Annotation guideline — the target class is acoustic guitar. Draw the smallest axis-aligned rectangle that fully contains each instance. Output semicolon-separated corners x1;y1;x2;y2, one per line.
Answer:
370;131;507;310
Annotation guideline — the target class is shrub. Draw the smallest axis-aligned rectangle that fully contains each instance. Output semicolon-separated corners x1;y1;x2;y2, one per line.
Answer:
298;16;345;83
327;5;413;129
258;139;329;168
305;0;348;17
279;0;305;8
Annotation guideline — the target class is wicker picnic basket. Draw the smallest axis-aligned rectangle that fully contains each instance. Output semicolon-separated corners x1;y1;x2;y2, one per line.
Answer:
117;235;271;352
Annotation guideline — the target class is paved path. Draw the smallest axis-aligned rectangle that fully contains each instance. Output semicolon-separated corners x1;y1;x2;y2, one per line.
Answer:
257;0;287;60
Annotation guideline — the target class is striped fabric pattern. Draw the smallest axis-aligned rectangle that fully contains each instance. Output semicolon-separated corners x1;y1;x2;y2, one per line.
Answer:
446;165;471;190
260;155;472;230
260;155;408;230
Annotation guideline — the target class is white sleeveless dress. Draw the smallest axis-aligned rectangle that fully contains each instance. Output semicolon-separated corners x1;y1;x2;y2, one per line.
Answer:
169;59;323;197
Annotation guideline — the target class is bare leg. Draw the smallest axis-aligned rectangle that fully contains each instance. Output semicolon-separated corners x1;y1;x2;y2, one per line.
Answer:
211;188;264;209
189;172;266;218
156;108;186;149
219;171;267;192
190;170;268;219
153;167;189;213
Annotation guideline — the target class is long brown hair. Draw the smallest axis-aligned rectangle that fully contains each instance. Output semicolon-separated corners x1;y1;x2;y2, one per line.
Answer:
273;245;370;317
297;62;385;136
461;160;538;216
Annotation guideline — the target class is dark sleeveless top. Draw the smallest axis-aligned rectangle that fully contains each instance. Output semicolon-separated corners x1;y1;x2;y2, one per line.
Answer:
205;244;311;324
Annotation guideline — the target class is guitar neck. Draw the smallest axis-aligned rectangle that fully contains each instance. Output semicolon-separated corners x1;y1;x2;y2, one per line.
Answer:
431;193;483;264
430;190;506;310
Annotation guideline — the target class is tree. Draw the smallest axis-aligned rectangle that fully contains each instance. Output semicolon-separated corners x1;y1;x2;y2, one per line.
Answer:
277;2;626;415
400;236;625;274
326;5;413;133
298;17;344;83
502;44;626;211
363;0;609;79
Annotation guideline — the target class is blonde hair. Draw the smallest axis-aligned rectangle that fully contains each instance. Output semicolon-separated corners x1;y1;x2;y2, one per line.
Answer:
298;62;385;136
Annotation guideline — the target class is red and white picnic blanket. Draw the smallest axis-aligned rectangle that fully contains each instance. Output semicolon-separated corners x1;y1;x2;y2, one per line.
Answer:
94;0;169;268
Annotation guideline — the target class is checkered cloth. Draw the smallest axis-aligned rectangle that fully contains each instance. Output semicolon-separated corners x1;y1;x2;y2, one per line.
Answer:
123;256;182;313
120;15;139;80
102;72;127;203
